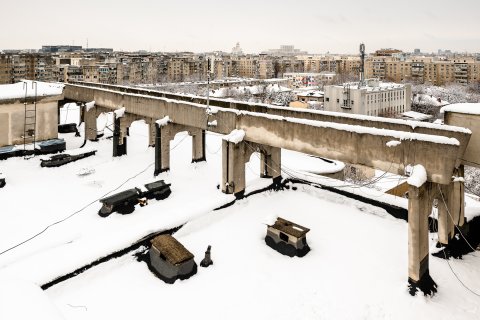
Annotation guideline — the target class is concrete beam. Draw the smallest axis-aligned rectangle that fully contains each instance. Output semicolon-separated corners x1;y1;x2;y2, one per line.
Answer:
65;83;471;167
64;84;464;184
237;113;460;185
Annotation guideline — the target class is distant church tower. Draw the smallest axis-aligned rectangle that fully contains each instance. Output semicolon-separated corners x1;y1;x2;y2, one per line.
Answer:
232;42;243;56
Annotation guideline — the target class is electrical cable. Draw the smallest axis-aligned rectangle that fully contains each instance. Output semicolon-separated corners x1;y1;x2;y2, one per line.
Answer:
0;162;154;256
437;184;478;254
243;140;396;190
0;129;191;257
441;249;480;297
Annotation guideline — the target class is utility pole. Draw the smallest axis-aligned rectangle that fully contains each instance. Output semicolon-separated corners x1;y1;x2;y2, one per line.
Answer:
206;55;214;114
359;43;366;88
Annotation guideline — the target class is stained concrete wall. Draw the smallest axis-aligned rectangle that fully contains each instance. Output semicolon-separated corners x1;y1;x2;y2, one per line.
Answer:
0;99;59;147
444;112;480;168
236;113;460;185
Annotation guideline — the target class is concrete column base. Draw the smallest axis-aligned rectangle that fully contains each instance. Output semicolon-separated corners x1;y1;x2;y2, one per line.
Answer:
408;182;436;295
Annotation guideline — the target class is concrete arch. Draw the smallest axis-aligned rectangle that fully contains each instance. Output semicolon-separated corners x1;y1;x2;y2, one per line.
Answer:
154;122;206;176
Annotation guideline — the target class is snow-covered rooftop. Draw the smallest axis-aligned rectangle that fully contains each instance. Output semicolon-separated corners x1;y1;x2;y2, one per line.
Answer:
330;79;405;92
296;90;324;98
401;111;433;121
0;80;64;102
441;103;480;115
1;105;480;319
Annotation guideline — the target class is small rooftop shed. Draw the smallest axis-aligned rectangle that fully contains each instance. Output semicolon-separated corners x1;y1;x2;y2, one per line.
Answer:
0;81;64;148
149;235;197;284
265;217;310;257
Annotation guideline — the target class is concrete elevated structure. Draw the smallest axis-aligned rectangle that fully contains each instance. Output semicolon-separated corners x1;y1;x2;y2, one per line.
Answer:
62;82;479;294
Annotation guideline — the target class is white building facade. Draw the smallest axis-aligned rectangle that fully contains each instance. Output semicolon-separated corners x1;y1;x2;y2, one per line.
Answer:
324;79;411;117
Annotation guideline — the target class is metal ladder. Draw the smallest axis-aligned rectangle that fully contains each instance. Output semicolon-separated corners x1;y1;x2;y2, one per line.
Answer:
23;81;37;158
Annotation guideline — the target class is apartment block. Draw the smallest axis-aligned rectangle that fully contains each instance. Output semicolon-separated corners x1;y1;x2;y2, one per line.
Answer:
324;79;411;117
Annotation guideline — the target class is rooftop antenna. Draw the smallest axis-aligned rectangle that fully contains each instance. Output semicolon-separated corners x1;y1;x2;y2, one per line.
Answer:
359;43;366;88
86;38;89;49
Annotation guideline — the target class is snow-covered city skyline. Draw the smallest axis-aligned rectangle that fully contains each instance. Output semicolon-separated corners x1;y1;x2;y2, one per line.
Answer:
1;0;479;53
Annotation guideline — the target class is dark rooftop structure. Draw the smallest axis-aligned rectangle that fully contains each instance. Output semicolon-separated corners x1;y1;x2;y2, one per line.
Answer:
265;217;311;257
149;235;197;283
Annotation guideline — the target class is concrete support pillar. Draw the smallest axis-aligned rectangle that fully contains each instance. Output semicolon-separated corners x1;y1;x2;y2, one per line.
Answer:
260;147;281;180
222;140;282;197
79;103;84;125
113;116;127;157
148;119;156;147
154;123;167;176
438;183;454;245
222;140;246;197
437;165;465;245
153;122;206;176
84;104;97;141
408;183;432;284
192;129;206;163
453;165;465;227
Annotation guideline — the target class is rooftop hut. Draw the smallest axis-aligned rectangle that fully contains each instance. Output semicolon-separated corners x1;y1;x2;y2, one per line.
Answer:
0;81;64;148
149;235;197;284
265;217;310;257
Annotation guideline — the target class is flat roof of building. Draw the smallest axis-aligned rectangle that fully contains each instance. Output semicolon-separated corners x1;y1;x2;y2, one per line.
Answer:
329;79;405;92
0;80;64;103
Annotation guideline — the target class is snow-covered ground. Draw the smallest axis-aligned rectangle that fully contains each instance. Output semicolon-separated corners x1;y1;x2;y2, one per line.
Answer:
1;106;480;319
45;185;480;320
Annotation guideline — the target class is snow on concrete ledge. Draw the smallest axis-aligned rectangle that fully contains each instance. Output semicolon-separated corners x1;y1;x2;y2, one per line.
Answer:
223;129;245;144
440;103;480;115
207;120;218;127
386;140;401;148
85;101;95;112
407;165;427;188
156;116;171;127
207;106;219;115
113;107;125;118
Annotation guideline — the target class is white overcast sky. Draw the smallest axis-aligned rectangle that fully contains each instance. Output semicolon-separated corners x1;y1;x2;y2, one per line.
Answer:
1;0;479;53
